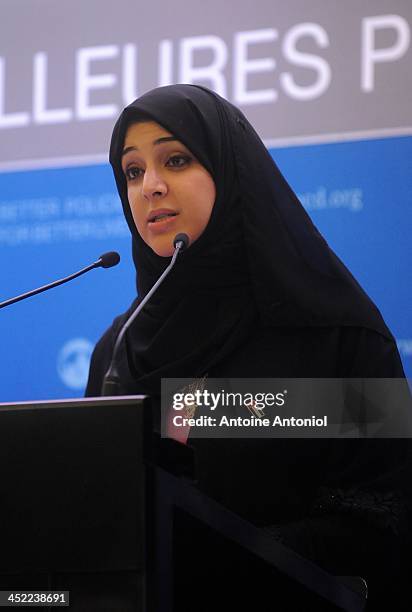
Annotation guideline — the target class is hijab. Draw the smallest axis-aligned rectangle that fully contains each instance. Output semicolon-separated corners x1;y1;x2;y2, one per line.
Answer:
108;84;391;396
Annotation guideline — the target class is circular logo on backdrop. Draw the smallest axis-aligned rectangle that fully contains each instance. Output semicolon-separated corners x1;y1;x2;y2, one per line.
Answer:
57;338;94;390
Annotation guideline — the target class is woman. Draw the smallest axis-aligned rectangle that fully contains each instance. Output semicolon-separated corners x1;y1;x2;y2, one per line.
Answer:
86;85;410;610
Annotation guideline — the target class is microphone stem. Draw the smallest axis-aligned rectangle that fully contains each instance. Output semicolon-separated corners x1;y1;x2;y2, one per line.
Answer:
102;242;184;395
118;244;183;340
0;262;99;310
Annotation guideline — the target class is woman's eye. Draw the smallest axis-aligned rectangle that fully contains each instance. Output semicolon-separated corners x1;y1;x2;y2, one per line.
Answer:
167;155;191;168
125;166;143;181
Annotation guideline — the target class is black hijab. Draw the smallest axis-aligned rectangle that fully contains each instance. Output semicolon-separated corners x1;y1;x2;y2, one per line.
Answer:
108;84;391;395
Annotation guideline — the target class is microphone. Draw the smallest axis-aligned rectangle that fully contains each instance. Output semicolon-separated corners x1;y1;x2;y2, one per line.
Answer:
99;251;121;268
0;251;120;310
101;234;189;396
173;233;190;251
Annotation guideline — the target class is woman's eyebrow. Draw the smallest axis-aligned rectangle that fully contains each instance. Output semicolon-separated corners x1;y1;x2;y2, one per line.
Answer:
121;136;178;157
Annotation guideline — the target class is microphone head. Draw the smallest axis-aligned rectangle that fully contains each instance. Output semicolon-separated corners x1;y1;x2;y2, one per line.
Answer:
98;251;121;269
173;233;190;251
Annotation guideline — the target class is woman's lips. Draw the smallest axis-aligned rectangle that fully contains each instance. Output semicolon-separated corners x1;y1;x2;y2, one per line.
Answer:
147;211;179;233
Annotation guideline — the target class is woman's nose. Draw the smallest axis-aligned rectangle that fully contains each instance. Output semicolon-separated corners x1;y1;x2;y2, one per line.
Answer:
142;167;167;200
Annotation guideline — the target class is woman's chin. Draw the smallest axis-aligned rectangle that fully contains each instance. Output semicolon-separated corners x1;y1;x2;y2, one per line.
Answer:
144;229;195;257
147;238;176;258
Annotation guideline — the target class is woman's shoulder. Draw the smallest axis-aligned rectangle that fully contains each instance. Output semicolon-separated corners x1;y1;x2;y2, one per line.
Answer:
293;323;404;377
216;323;404;378
332;324;404;377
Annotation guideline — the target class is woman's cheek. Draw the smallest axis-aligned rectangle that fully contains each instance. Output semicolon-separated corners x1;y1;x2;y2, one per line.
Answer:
128;192;145;238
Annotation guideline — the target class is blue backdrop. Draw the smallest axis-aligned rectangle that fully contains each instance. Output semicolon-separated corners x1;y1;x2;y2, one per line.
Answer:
0;135;410;401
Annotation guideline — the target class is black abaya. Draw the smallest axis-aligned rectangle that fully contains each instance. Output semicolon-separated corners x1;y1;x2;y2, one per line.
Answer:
86;85;411;610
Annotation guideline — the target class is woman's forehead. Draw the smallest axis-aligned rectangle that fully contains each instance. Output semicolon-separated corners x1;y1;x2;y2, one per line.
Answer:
123;121;174;147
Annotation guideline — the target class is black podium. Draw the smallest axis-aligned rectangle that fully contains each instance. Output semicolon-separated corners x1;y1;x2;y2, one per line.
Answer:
0;397;366;611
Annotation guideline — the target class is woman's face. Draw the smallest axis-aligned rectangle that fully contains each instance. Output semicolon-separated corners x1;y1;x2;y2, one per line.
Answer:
121;121;216;257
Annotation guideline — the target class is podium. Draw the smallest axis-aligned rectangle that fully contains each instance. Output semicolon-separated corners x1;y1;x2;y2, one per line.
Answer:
0;397;366;611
